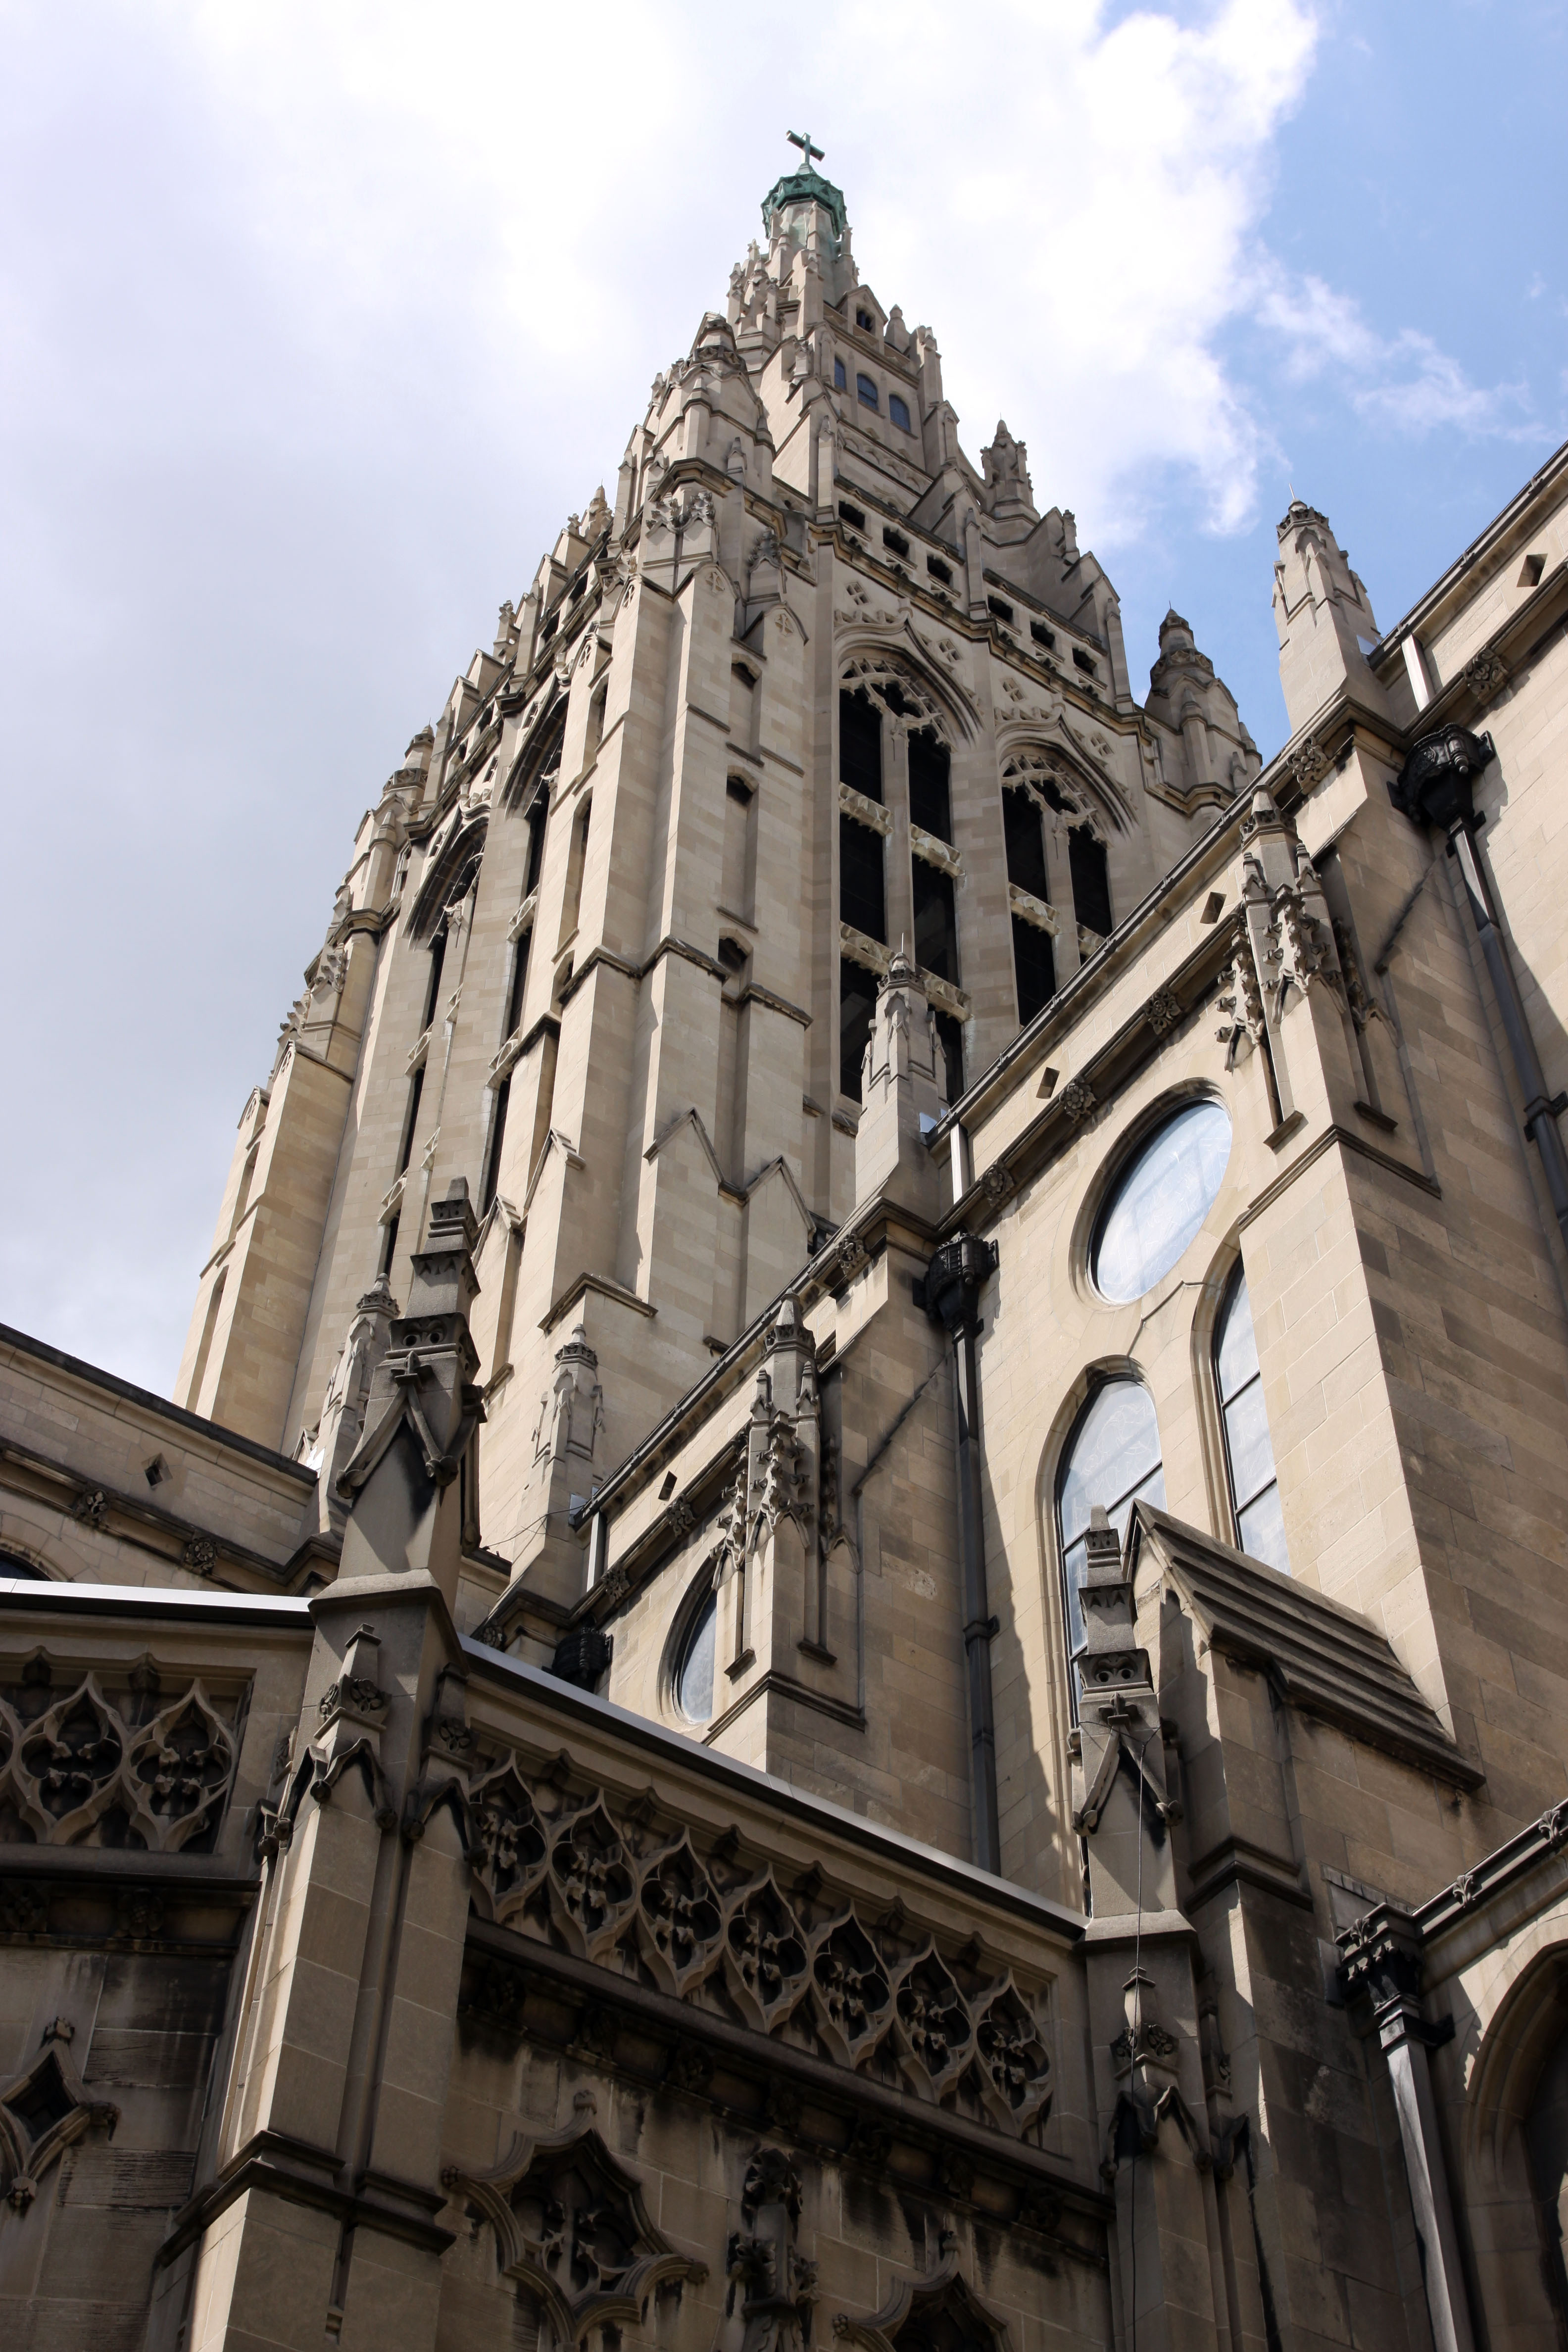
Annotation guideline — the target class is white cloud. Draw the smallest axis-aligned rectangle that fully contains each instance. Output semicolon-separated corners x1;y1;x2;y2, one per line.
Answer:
1254;263;1533;438
0;0;1540;1391
143;0;1327;548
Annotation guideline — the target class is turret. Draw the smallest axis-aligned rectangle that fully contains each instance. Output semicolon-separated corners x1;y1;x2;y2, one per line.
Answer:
1273;497;1387;731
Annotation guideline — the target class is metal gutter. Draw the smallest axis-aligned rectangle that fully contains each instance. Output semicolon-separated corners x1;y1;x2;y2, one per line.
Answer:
0;1577;313;1631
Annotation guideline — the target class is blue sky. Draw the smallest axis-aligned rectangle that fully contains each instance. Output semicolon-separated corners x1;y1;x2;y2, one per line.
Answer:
1;0;1564;1397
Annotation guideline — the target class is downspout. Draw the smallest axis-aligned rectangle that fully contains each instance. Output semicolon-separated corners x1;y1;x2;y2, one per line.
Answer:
1391;726;1568;1244
922;1230;1002;1874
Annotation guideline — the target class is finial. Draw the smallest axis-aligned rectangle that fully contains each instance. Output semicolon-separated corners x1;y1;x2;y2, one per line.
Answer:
786;128;825;168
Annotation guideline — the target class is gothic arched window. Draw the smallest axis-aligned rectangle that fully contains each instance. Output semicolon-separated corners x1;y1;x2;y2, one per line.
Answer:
856;373;879;411
1092;1099;1230;1303
1057;1380;1165;1655
1215;1267;1288;1571
675;1593;717;1724
889;393;912;433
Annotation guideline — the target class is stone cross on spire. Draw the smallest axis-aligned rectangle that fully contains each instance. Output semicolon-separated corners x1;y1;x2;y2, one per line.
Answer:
786;129;824;168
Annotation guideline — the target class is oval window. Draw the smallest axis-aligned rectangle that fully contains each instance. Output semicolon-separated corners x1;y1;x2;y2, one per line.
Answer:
675;1592;717;1724
1092;1099;1231;1302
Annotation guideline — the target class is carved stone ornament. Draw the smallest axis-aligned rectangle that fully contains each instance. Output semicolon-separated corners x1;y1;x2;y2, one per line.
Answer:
182;1536;218;1575
828;1230;867;1287
70;1488;108;1532
457;1767;1051;2135
1144;985;1182;1038
1281;739;1330;795
981;1163;1014;1206
0;2026;119;2212
0;1662;240;1853
1058;1078;1096;1125
833;2256;1013;2352
1462;646;1510;703
441;2114;707;2340
722;2143;817;2352
1215;932;1267;1065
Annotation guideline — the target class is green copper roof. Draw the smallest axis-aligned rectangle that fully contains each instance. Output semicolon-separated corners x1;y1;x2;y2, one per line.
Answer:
761;166;846;243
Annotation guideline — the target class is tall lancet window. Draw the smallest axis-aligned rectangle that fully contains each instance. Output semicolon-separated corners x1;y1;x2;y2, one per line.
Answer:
1215;1268;1288;1572
1056;1379;1164;1661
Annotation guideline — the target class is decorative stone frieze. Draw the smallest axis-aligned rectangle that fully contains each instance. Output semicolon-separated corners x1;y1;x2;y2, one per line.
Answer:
457;1763;1052;2135
0;1657;241;1853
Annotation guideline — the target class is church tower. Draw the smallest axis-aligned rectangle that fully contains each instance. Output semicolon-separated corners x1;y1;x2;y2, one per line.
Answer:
173;145;1257;1617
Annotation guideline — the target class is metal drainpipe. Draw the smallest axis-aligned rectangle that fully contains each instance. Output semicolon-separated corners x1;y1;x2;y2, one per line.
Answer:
923;1231;1002;1875
1391;725;1568;1245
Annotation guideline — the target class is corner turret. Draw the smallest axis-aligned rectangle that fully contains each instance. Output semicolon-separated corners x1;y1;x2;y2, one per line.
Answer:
1273;498;1387;731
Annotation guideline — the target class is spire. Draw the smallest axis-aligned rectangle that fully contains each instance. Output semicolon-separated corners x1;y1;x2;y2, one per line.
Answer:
761;127;847;247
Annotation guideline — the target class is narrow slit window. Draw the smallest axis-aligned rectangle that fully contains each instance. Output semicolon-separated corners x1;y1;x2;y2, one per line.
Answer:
838;959;878;1103
422;925;448;1032
1011;915;1055;1026
907;729;951;841
933;1009;964;1100
504;928;531;1039
1069;826;1112;937
396;1066;425;1178
839;815;886;942
912;860;958;983
838;687;882;803
481;1078;510;1214
833;357;847;391
1002;787;1048;899
524;796;549;895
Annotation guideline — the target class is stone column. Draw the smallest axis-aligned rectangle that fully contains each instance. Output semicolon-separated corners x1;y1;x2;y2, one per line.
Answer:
1340;1904;1476;2352
1072;1513;1224;2352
